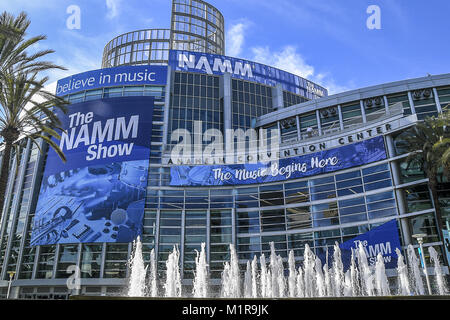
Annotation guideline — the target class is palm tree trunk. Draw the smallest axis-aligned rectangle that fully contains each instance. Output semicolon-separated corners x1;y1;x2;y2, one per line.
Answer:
0;141;13;221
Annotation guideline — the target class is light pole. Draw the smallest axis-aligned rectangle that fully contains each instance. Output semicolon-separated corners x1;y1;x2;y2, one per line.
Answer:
412;234;433;295
6;271;16;299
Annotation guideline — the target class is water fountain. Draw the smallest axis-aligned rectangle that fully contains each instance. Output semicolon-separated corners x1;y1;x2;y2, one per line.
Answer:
164;245;182;297
288;250;297;297
125;237;449;298
374;253;390;296
147;248;158;297
332;243;344;297
357;242;375;296
192;243;208;298
251;256;258;298
395;248;411;296
243;261;252;298
429;246;448;295
407;244;425;295
127;236;147;297
259;254;268;298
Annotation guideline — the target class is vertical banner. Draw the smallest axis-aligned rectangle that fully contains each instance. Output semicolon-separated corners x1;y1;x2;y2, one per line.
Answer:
31;97;153;246
339;220;401;269
319;220;402;270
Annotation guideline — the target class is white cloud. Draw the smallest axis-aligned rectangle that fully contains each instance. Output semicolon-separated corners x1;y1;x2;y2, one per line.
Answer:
106;0;121;19
312;72;354;96
44;47;100;86
251;45;315;80
250;45;352;95
226;22;248;57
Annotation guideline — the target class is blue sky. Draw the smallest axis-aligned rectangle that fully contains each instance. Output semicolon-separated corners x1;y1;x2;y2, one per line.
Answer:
2;0;450;95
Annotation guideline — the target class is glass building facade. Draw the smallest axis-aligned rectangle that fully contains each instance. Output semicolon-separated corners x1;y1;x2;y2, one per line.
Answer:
0;0;448;299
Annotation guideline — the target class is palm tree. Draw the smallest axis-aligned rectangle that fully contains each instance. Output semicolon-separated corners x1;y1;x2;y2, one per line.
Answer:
433;107;450;174
0;11;63;75
0;12;68;219
403;110;450;263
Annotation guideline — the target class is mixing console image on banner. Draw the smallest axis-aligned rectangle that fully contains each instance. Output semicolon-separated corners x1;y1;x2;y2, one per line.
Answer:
30;97;153;246
170;136;387;186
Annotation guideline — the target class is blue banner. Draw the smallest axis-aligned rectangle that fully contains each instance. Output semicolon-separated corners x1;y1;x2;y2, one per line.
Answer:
56;65;167;96
30;97;153;246
319;220;401;270
169;50;327;99
339;219;401;269
170;136;387;186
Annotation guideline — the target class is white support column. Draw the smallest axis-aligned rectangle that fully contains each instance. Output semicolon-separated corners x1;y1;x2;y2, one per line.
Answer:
386;135;412;246
231;207;236;247
360;100;367;123
296;116;302;141
316;110;322;136
15;138;47;278
433;88;443;113
383;96;390;115
162;66;172;147
206;209;210;265
100;242;107;278
337;105;344;131
31;246;40;279
52;244;60;279
407;91;417;115
154;208;161;268
222;72;233;148
1;140;31;281
74;243;82;296
277;121;282;145
180;209;186;279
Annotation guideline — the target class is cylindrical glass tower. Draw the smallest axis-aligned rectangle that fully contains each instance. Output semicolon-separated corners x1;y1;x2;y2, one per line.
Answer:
102;0;225;68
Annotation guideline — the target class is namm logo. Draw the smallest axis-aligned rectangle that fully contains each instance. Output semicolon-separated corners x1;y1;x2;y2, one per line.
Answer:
177;52;254;78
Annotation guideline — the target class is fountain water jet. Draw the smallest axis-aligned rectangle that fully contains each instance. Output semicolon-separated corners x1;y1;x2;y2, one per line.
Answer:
251;256;259;298
332;243;344;297
244;261;252;298
259;254;268;298
407;244;425;295
164;245;182;297
349;249;360;296
288;250;297;297
221;244;241;298
296;266;305;298
429;247;448;295
192;243;208;298
395;248;411;296
127;236;147;297
357;242;375;296
375;253;390;296
147;248;158;297
315;257;326;297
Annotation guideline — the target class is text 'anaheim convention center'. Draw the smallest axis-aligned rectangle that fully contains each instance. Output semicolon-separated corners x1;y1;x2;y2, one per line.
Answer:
0;0;449;299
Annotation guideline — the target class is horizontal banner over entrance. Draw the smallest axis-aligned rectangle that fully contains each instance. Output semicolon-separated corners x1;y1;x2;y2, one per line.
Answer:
169;50;327;99
56;65;168;96
170;136;387;186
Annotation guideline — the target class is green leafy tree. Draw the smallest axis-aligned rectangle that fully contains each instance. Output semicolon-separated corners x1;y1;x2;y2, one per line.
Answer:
433;107;450;174
0;11;68;219
404;110;450;261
